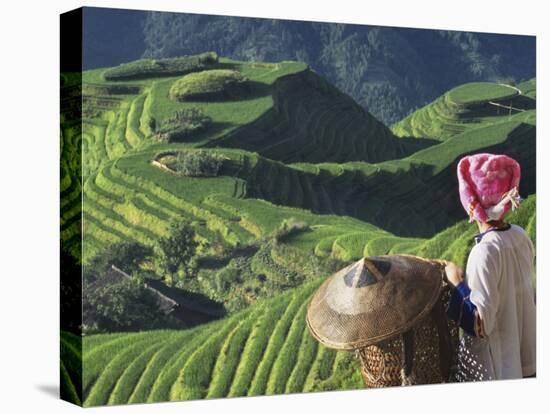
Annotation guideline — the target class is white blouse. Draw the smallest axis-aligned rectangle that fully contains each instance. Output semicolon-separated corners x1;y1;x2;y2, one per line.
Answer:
456;224;536;381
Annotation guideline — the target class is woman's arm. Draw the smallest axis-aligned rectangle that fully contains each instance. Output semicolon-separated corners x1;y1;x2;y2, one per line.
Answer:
445;278;486;337
445;260;492;338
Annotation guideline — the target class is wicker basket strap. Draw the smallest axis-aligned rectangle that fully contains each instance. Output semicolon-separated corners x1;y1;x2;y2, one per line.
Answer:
401;329;415;385
431;296;453;382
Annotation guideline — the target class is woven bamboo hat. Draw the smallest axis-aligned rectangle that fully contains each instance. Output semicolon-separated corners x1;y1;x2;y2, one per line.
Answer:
306;255;445;350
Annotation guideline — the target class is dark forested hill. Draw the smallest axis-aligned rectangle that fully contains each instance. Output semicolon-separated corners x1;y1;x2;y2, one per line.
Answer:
140;13;535;125
82;7;147;70
82;7;535;125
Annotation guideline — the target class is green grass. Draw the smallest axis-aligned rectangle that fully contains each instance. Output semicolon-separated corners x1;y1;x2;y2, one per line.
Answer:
447;82;518;105
60;332;82;405
85;335;168;406
147;59;308;147
107;341;164;405
146;323;223;403
206;312;257;398
285;322;319;393
126;331;191;403
68;280;330;406
169;314;244;400
61;360;82;405
265;301;309;394
303;342;337;391
227;297;291;396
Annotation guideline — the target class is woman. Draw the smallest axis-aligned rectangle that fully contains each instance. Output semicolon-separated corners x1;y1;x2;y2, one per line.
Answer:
444;153;536;381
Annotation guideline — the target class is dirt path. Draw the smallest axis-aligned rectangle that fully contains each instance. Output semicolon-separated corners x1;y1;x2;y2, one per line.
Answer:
498;83;523;95
488;83;525;113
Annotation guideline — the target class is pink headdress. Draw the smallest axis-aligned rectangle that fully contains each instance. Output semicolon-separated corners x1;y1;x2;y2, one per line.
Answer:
457;153;522;223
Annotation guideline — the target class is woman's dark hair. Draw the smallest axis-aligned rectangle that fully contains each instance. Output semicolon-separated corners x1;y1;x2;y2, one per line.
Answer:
487;219;507;228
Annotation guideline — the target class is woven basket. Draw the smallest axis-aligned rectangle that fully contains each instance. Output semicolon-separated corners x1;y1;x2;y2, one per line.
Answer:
357;285;459;387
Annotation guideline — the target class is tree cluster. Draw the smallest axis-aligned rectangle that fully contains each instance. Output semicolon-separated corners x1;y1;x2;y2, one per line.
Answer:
83;221;199;333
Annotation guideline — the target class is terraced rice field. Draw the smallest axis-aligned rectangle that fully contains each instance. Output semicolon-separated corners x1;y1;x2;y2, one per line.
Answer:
61;54;536;406
392;81;536;141
62;280;362;406
61;193;536;406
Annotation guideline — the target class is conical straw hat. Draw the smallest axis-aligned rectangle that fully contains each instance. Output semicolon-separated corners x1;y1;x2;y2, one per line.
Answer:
306;255;445;350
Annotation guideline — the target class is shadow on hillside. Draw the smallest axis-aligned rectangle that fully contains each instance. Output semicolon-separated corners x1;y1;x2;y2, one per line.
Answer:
509;95;537;111
171;288;227;325
168;121;236;143
197;244;260;269
196;69;442;164
215;62;241;70
180;80;272;103
398;136;441;156
225;121;535;239
463;96;536;119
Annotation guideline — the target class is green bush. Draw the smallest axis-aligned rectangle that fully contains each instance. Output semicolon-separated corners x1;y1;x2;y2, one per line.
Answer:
174;149;224;177
103;52;218;81
84;242;153;284
197;255;263;313
215;266;241;292
252;241;303;288
154;108;211;142
169;69;246;101
82;277;168;333
154;221;199;282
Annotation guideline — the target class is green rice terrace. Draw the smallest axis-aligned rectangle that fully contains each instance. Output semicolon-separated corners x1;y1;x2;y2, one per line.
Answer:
60;52;536;406
392;80;536;141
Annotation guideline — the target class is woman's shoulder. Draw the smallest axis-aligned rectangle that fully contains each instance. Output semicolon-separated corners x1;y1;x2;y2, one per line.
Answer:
475;223;532;255
508;223;527;234
503;224;532;245
480;224;527;243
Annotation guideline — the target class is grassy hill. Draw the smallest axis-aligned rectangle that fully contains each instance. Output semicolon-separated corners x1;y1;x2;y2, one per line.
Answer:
61;196;535;406
203;68;434;163
392;81;536;141
61;55;432;263
61;53;536;406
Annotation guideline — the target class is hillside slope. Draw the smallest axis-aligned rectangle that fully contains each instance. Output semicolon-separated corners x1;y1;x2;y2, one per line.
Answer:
392;81;536;140
205;68;433;163
219;113;534;236
62;195;536;406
